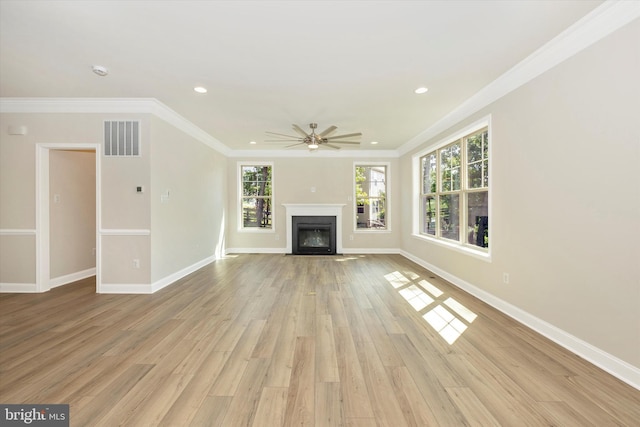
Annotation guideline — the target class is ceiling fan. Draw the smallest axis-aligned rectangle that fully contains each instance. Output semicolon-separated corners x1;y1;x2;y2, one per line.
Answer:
265;123;362;150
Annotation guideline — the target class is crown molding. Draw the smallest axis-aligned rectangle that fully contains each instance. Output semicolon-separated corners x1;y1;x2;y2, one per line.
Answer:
0;97;396;158
398;0;640;156
0;97;232;156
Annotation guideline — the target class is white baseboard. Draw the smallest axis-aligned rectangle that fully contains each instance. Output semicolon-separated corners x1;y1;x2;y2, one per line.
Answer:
151;255;216;293
0;283;38;293
225;247;286;254
342;247;401;254
399;250;640;391
99;283;155;294
99;255;217;294
49;267;96;289
225;247;402;255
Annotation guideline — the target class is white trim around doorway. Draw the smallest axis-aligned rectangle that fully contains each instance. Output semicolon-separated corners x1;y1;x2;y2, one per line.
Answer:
36;143;101;293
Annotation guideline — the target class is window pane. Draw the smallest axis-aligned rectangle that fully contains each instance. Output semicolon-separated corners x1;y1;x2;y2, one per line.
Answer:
242;197;272;228
452;167;460;191
439;194;459;241
468;161;483;188
241;164;272;229
440;143;461;192
356;165;387;229
483;160;488;187
422;153;436;194
467;192;488;248
422;195;436;235
467;135;482;163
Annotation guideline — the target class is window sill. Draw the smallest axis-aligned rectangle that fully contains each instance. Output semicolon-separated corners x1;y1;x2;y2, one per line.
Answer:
354;229;392;234
411;233;491;262
238;228;275;233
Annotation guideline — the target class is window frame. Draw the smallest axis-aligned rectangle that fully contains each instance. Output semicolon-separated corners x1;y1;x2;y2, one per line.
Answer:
237;161;275;233
412;117;491;260
353;161;391;233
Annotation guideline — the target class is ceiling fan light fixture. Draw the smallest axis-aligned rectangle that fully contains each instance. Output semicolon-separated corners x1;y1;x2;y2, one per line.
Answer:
92;65;109;77
308;143;319;149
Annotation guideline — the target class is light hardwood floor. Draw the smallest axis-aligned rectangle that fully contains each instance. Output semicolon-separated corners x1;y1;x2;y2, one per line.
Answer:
1;254;638;426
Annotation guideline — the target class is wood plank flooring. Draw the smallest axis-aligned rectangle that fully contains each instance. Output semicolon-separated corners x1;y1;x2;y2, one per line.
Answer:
1;254;638;426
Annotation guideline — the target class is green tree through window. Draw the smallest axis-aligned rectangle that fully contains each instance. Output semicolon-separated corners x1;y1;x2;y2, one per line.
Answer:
355;165;387;229
419;126;489;250
241;165;272;228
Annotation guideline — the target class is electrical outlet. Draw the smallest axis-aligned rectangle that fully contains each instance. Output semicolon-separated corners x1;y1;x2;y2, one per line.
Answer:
349;235;354;241
503;273;510;284
133;259;140;269
275;234;280;241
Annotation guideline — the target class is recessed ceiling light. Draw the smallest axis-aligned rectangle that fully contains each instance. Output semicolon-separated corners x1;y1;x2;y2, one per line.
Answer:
371;141;379;145
249;141;257;145
194;86;207;94
414;87;428;94
92;65;108;77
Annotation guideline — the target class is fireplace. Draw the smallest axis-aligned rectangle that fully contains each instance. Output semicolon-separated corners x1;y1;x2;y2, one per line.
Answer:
283;203;345;255
292;216;336;255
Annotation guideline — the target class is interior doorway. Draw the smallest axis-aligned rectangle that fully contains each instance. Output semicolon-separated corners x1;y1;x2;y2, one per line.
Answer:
36;143;101;292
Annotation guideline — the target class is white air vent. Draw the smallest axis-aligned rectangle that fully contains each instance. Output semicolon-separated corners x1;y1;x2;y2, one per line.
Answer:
104;121;140;156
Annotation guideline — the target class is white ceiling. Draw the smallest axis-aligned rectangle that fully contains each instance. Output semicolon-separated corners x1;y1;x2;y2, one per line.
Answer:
0;0;603;152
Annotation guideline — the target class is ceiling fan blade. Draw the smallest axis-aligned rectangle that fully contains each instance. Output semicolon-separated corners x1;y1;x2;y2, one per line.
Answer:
292;124;310;137
323;140;360;145
286;142;307;148
265;131;301;139
318;125;338;137
324;143;341;149
264;140;300;142
324;132;362;140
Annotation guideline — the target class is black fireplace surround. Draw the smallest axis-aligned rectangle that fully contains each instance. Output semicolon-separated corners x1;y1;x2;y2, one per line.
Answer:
292;215;337;255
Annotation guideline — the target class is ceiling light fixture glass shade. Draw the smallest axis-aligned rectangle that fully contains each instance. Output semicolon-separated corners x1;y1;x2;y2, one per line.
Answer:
194;86;207;93
414;87;428;94
92;65;109;76
308;143;319;149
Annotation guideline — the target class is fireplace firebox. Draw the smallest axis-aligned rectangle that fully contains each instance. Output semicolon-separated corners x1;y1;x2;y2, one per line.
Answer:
292;216;336;255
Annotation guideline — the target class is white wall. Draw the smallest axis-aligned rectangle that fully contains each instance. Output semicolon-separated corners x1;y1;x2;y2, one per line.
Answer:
399;20;640;369
0;113;151;288
225;156;400;252
0;111;226;292
150;116;227;284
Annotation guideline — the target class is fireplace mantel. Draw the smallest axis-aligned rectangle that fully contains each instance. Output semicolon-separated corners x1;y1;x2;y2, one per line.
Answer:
283;204;345;254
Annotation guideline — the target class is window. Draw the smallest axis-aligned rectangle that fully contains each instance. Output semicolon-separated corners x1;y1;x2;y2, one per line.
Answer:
419;124;489;251
355;164;388;230
240;163;273;230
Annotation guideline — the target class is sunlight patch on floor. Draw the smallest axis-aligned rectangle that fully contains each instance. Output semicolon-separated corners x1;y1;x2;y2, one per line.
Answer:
398;285;434;311
418;279;443;297
423;305;468;345
385;270;477;345
444;297;477;323
335;256;360;262
384;271;411;288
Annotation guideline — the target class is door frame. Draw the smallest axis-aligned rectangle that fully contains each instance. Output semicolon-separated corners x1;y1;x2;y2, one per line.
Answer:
36;143;101;292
